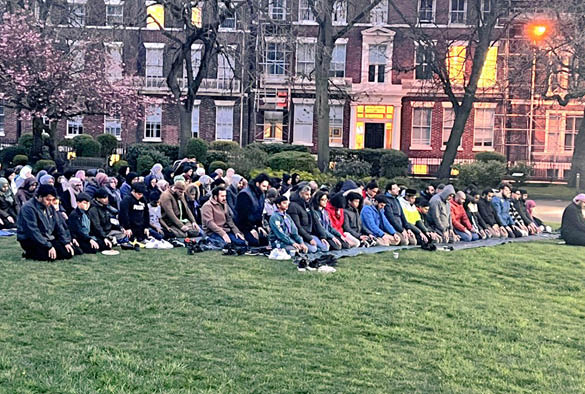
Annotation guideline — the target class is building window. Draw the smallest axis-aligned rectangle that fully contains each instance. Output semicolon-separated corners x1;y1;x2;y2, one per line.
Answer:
264;111;284;140
412;108;432;147
298;0;315;22
442;108;454;147
190;44;202;78
565;115;582;151
478;46;498;88
218;52;234;81
370;0;388;25
447;45;466;85
329;105;344;145
269;0;286;20
191;5;202;27
415;43;433;80
68;3;86;26
146;2;164;29
266;42;287;75
67;116;84;137
473;107;495;148
145;106;162;141
329;43;346;78
0;105;4;136
450;0;466;24
481;0;492;21
106;4;123;25
105;115;122;139
418;0;433;23
220;11;236;29
105;42;123;81
145;45;164;88
293;104;313;144
332;0;346;25
368;45;386;83
296;42;315;78
192;105;199;138
216;105;234;140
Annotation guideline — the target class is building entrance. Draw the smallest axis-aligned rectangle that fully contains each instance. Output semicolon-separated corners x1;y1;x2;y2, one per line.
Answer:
365;123;385;148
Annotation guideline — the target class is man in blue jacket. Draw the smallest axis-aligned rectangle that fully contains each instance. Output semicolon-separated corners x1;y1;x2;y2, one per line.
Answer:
360;194;401;246
491;183;520;237
17;184;76;260
269;196;310;254
235;173;270;246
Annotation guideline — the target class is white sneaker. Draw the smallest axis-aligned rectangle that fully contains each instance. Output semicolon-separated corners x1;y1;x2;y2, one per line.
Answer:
145;239;158;249
158;240;174;249
277;249;291;260
268;249;281;260
318;265;336;273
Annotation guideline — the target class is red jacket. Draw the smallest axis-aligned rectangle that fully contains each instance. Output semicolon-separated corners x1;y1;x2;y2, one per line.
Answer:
450;199;472;232
325;202;344;234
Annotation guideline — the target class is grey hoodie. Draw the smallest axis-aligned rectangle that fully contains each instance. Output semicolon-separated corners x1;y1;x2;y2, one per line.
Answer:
429;184;456;232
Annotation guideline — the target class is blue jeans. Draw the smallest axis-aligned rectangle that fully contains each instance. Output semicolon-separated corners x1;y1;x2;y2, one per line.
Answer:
455;229;479;242
311;236;330;252
271;240;317;253
208;232;247;248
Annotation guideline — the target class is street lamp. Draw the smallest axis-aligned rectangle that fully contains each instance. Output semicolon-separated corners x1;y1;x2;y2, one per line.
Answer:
525;21;552;164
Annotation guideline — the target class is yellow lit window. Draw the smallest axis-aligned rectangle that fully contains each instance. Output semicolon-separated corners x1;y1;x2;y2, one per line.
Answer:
191;6;202;27
478;46;498;88
447;45;466;85
412;164;428;175
147;3;164;29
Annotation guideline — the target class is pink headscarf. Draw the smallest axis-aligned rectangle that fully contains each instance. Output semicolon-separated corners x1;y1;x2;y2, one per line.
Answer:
75;170;86;183
525;200;536;215
95;172;109;187
573;194;585;204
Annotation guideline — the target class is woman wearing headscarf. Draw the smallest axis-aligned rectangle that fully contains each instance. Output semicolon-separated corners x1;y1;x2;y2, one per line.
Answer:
35;170;48;183
14;165;33;190
291;173;300;187
0;177;18;228
105;177;122;209
62;177;83;215
39;174;55;186
150;163;164;181
280;174;292;195
226;174;245;214
86;172;108;198
225;168;235;185
75;170;86;186
16;177;38;208
156;179;169;193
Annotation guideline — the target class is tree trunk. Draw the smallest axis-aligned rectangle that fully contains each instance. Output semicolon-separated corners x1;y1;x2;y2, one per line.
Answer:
31;116;44;162
315;21;333;172
178;104;192;157
568;107;585;188
436;100;474;180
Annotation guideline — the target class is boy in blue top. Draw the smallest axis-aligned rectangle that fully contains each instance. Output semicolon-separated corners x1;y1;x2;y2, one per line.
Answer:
269;196;310;254
360;194;401;246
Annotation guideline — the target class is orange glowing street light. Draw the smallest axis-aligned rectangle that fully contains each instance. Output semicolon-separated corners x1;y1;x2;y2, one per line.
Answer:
525;21;552;43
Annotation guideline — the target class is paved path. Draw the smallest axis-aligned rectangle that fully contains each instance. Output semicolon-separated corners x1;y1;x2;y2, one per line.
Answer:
532;199;567;224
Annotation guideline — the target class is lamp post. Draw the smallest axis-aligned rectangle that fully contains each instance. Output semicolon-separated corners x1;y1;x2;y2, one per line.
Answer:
525;21;551;164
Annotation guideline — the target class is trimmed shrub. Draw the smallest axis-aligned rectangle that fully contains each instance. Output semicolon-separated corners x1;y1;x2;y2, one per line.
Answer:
330;148;402;176
249;168;338;186
0;145;28;166
111;159;129;173
455;160;507;188
228;146;269;179
204;150;230;166
209;160;228;173
18;134;34;151
209;140;241;152
332;160;372;178
475;151;506;163
246;142;309;155
97;134;118;158
136;149;170;174
12;154;29;166
268;151;316;172
507;162;532;186
126;144;178;170
34;159;56;172
70;135;101;157
185;138;208;162
379;150;409;179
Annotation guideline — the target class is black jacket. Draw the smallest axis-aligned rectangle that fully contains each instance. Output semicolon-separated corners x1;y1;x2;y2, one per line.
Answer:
87;199;116;239
477;198;502;227
343;205;371;238
17;198;71;247
287;191;313;242
561;202;585;245
512;199;533;226
234;184;265;232
119;193;149;230
384;194;407;233
67;208;94;242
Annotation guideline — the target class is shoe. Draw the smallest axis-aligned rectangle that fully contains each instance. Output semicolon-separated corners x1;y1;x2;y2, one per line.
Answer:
276;249;291;260
158;240;173;249
130;239;146;249
120;242;139;251
318;265;336;273
268;249;281;260
145;239;158;249
170;239;185;248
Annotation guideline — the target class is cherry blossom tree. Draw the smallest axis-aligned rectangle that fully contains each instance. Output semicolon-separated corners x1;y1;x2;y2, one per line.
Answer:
0;11;149;162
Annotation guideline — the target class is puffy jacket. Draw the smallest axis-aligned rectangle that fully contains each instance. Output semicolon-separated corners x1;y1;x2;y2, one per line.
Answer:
360;204;396;238
269;211;302;246
311;208;342;240
87;199;116;239
450;199;472;232
287;191;313;242
325;202;344;235
234;183;265;232
17;198;71;247
343;205;370;238
491;195;514;226
429;185;455;232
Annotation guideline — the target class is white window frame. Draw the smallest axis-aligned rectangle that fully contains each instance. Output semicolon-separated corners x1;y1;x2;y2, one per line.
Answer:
66;116;84;138
105;114;122;140
329;41;347;78
545;111;583;153
144;105;162;142
449;0;466;25
189;43;202;79
219;8;236;30
441;104;462;150
481;0;492;22
298;0;315;23
418;0;434;24
473;107;495;150
192;101;200;138
292;101;314;146
265;40;287;76
145;43;165;88
332;0;346;25
215;101;234;141
105;3;124;25
411;107;432;149
296;39;315;78
370;0;388;25
67;2;86;26
0;104;5;136
368;44;387;83
269;0;286;20
414;42;434;80
329;104;344;146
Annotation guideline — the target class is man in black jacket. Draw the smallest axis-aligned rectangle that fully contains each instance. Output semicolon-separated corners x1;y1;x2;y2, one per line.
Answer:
477;188;506;238
234;173;270;246
287;185;319;252
17;184;76;260
87;188;122;245
561;194;585;245
68;192;111;253
384;182;416;245
343;192;375;244
119;182;150;242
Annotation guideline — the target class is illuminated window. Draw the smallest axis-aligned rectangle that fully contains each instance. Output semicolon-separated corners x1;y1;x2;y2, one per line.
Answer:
412;108;432;147
473;108;494;148
264;111;284;140
447;45;466;85
478;46;498;88
146;2;164;29
191;6;202;27
329;105;344;145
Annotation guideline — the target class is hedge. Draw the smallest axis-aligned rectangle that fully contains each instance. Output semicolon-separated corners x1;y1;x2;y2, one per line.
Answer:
268;151;316;172
209;140;241;152
332;160;372;178
12;154;29;166
246;142;309;155
126;144;178;170
227;146;269;179
0;145;28;166
379;150;409;179
185;138;208;162
330;148;404;177
249;168;337;186
97;134;118;158
475;151;506;163
455;160;507;188
209;160;228;173
34;159;56;172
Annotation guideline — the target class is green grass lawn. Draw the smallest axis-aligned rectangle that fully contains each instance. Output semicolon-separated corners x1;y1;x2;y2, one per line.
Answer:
524;185;577;201
1;237;585;392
